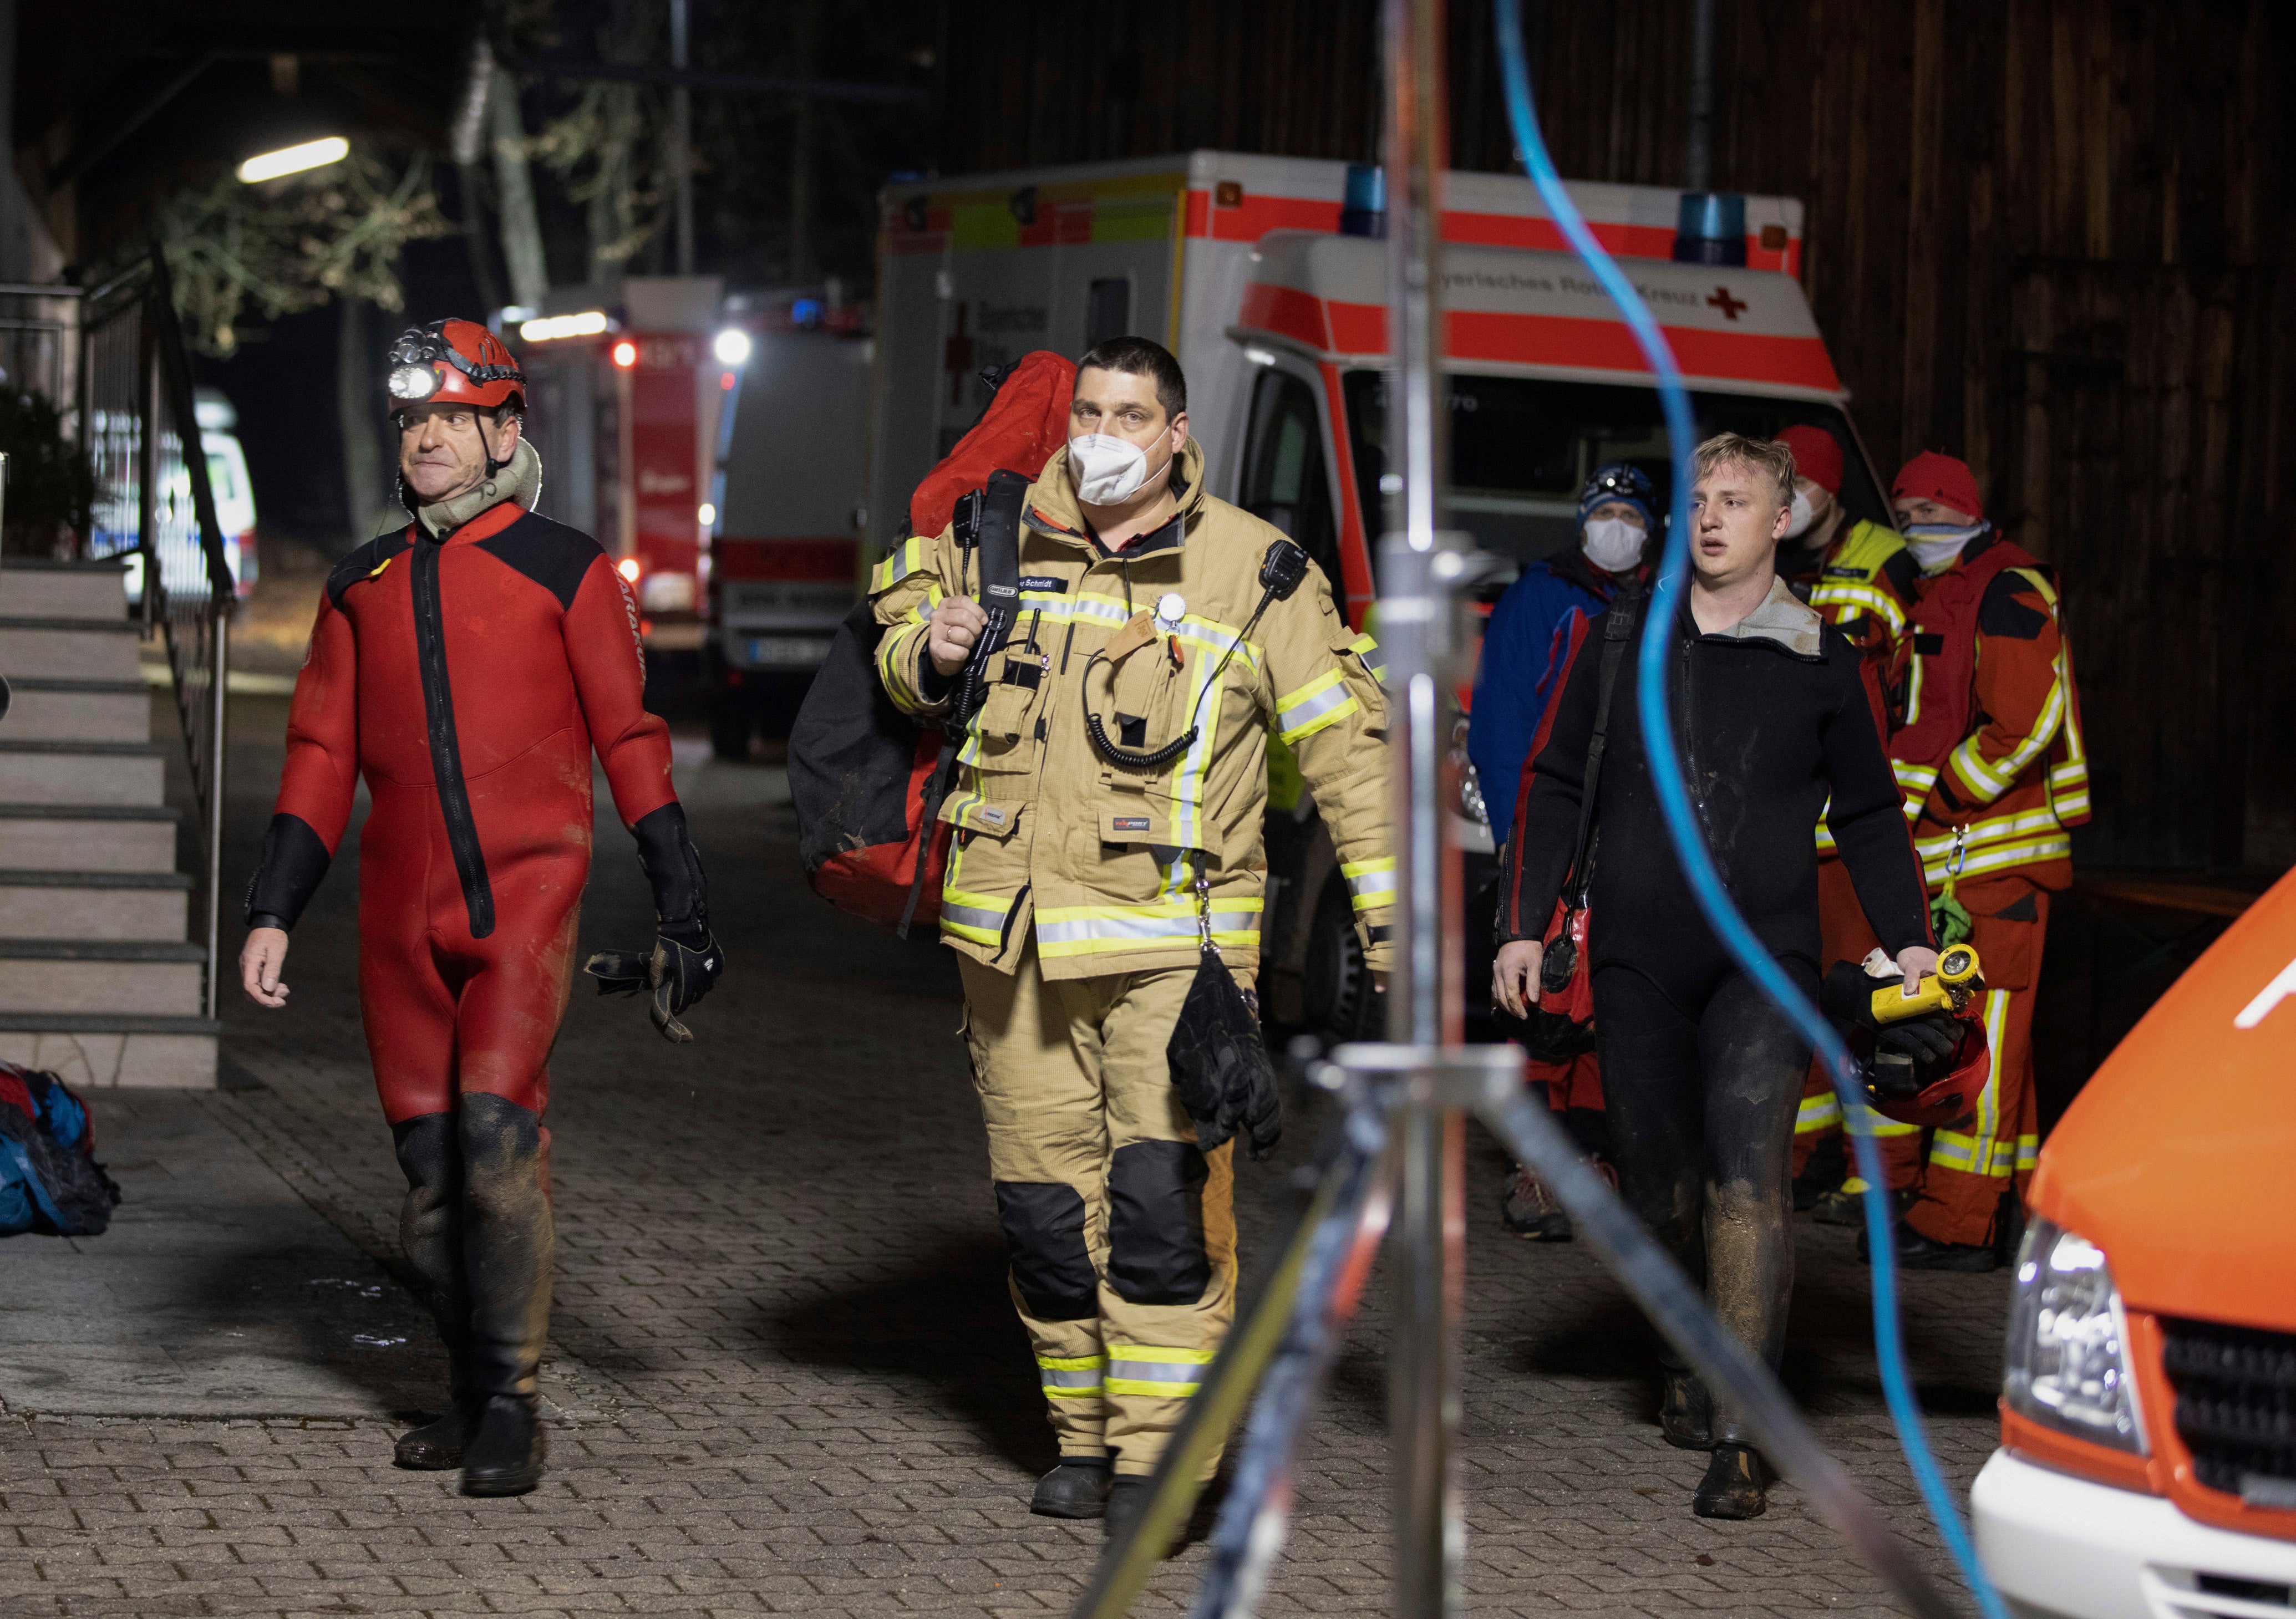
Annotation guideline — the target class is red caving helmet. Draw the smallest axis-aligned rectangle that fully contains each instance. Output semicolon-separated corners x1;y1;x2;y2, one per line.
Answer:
385;319;526;416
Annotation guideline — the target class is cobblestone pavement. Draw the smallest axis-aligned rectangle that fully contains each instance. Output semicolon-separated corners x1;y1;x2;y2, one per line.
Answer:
1;695;2015;1618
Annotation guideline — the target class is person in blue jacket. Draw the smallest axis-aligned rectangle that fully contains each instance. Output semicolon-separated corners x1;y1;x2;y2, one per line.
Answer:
1470;464;1657;849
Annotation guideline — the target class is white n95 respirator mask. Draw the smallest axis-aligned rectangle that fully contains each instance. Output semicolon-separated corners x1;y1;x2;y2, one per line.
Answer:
1581;516;1646;572
1784;488;1817;539
1068;433;1167;505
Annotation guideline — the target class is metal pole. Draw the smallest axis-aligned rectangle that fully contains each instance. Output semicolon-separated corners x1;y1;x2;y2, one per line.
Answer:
1685;0;1718;194
1381;0;1465;1612
670;0;694;276
206;608;227;1020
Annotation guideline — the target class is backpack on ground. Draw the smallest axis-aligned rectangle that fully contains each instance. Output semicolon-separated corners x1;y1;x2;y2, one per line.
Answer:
788;350;1074;934
0;1062;121;1238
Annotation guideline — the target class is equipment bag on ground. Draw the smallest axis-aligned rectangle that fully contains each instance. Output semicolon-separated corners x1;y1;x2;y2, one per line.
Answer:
0;1061;121;1238
788;349;1076;931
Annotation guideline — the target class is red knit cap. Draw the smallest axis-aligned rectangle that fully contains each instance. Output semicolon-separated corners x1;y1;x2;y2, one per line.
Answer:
1772;425;1842;496
1891;451;1983;522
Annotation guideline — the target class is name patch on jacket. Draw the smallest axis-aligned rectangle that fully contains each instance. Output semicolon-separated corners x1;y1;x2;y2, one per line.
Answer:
1018;576;1068;593
1912;632;1945;655
1111;816;1150;832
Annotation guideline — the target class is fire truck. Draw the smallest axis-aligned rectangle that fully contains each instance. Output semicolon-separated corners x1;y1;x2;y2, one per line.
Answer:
515;281;872;752
870;152;1887;1037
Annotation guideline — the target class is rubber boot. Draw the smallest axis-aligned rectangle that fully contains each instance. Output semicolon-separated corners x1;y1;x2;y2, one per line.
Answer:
461;1394;547;1496
393;1113;475;1470
1104;1477;1177;1556
1659;1369;1713;1450
1691;1443;1767;1519
456;1095;555;1498
1030;1455;1113;1519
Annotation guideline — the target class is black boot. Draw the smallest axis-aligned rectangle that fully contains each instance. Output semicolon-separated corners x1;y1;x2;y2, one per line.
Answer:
1692;1443;1767;1519
1030;1456;1113;1519
460;1394;547;1496
1659;1369;1713;1450
394;1398;478;1470
1104;1477;1178;1556
1500;1162;1572;1240
1859;1216;1998;1272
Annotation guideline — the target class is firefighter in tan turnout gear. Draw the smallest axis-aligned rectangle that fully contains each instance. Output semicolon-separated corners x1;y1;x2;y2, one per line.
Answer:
871;338;1393;1542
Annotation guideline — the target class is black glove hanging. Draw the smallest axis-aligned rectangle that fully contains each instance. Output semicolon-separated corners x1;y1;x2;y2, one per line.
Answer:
1165;856;1282;1160
1819;959;1961;1101
586;805;723;1043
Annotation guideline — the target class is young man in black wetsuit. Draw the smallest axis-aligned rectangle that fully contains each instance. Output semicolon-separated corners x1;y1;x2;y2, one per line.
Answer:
1491;433;1938;1520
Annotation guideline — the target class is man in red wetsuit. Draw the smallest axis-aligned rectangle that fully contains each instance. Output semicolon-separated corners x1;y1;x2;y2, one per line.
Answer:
237;320;721;1495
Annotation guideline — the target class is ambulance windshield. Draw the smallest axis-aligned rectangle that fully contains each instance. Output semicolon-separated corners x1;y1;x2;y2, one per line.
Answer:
1339;372;1889;564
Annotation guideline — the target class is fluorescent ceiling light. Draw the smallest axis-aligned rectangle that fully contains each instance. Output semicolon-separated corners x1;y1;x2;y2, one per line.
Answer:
520;311;611;343
236;136;349;184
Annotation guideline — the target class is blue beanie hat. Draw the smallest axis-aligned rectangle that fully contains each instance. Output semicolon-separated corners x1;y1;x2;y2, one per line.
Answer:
1578;463;1658;533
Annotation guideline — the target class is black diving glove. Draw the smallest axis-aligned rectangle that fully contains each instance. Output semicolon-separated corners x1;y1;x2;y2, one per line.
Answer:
585;920;722;1044
587;804;722;1043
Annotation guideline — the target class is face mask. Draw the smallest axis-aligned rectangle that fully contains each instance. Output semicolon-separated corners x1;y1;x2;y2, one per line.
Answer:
1068;432;1169;506
1581;516;1645;572
1784;488;1817;539
1902;520;1988;572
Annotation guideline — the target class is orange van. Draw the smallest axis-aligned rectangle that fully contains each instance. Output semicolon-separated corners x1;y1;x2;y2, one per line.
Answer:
1972;869;2296;1612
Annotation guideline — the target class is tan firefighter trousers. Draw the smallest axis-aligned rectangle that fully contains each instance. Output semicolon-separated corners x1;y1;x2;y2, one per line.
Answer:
958;939;1239;1478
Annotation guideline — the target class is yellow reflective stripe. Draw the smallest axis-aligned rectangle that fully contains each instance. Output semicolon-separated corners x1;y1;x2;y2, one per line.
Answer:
1106;1345;1216;1398
1843;1097;1922;1137
1931;989;2013;1174
1276;667;1357;743
1038;1353;1108;1398
868;536;933;594
1796;1091;1843;1134
1904;644;1926;725
1035;898;1263;958
877;621;928;709
1913;807;2066;861
1921;834;2071;887
1340;856;1397;913
1348;632;1388;684
1945;671;2065;805
1810;581;1905;634
939;881;1011;946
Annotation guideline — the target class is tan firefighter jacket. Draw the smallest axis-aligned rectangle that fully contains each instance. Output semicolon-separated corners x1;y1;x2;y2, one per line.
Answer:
870;437;1394;982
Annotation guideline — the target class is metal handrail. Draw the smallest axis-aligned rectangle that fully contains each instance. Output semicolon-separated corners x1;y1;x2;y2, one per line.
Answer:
75;246;233;1019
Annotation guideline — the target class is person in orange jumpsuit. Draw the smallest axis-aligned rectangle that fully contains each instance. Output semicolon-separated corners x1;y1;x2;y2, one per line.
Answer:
1770;426;1927;1220
237;320;722;1491
1873;451;2088;1271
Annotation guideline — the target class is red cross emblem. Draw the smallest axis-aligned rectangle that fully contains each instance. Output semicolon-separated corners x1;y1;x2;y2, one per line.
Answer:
1707;286;1748;322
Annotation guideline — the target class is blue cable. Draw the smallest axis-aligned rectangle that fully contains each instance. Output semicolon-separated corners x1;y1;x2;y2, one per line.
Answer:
1491;8;2009;1615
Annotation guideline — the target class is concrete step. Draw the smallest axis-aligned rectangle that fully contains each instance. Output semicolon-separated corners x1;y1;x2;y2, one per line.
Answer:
0;804;181;873
0;557;134;621
0;1012;218;1089
0;869;192;941
0;939;206;1016
1;677;151;744
0;740;166;807
0;614;144;682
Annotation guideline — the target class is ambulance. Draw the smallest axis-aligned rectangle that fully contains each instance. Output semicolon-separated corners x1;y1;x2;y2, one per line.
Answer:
1971;868;2296;1615
870;152;1891;1036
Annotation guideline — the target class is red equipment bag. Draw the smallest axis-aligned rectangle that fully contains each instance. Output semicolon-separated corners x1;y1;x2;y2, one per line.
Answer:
788;350;1075;932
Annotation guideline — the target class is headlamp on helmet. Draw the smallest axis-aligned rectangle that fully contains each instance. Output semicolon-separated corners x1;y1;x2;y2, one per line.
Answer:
388;364;440;402
383;320;526;415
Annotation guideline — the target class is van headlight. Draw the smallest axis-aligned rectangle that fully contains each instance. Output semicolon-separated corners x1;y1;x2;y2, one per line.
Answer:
2002;1219;2148;1454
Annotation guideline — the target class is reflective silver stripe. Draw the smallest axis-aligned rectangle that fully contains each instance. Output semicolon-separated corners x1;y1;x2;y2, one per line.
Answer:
1344;865;1397;906
942;900;1007;933
1277;675;1353;742
1108;1358;1201;1384
1035;904;1260;946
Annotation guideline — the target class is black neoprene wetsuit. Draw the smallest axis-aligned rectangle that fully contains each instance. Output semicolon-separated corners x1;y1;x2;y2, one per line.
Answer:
1501;581;1932;1443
